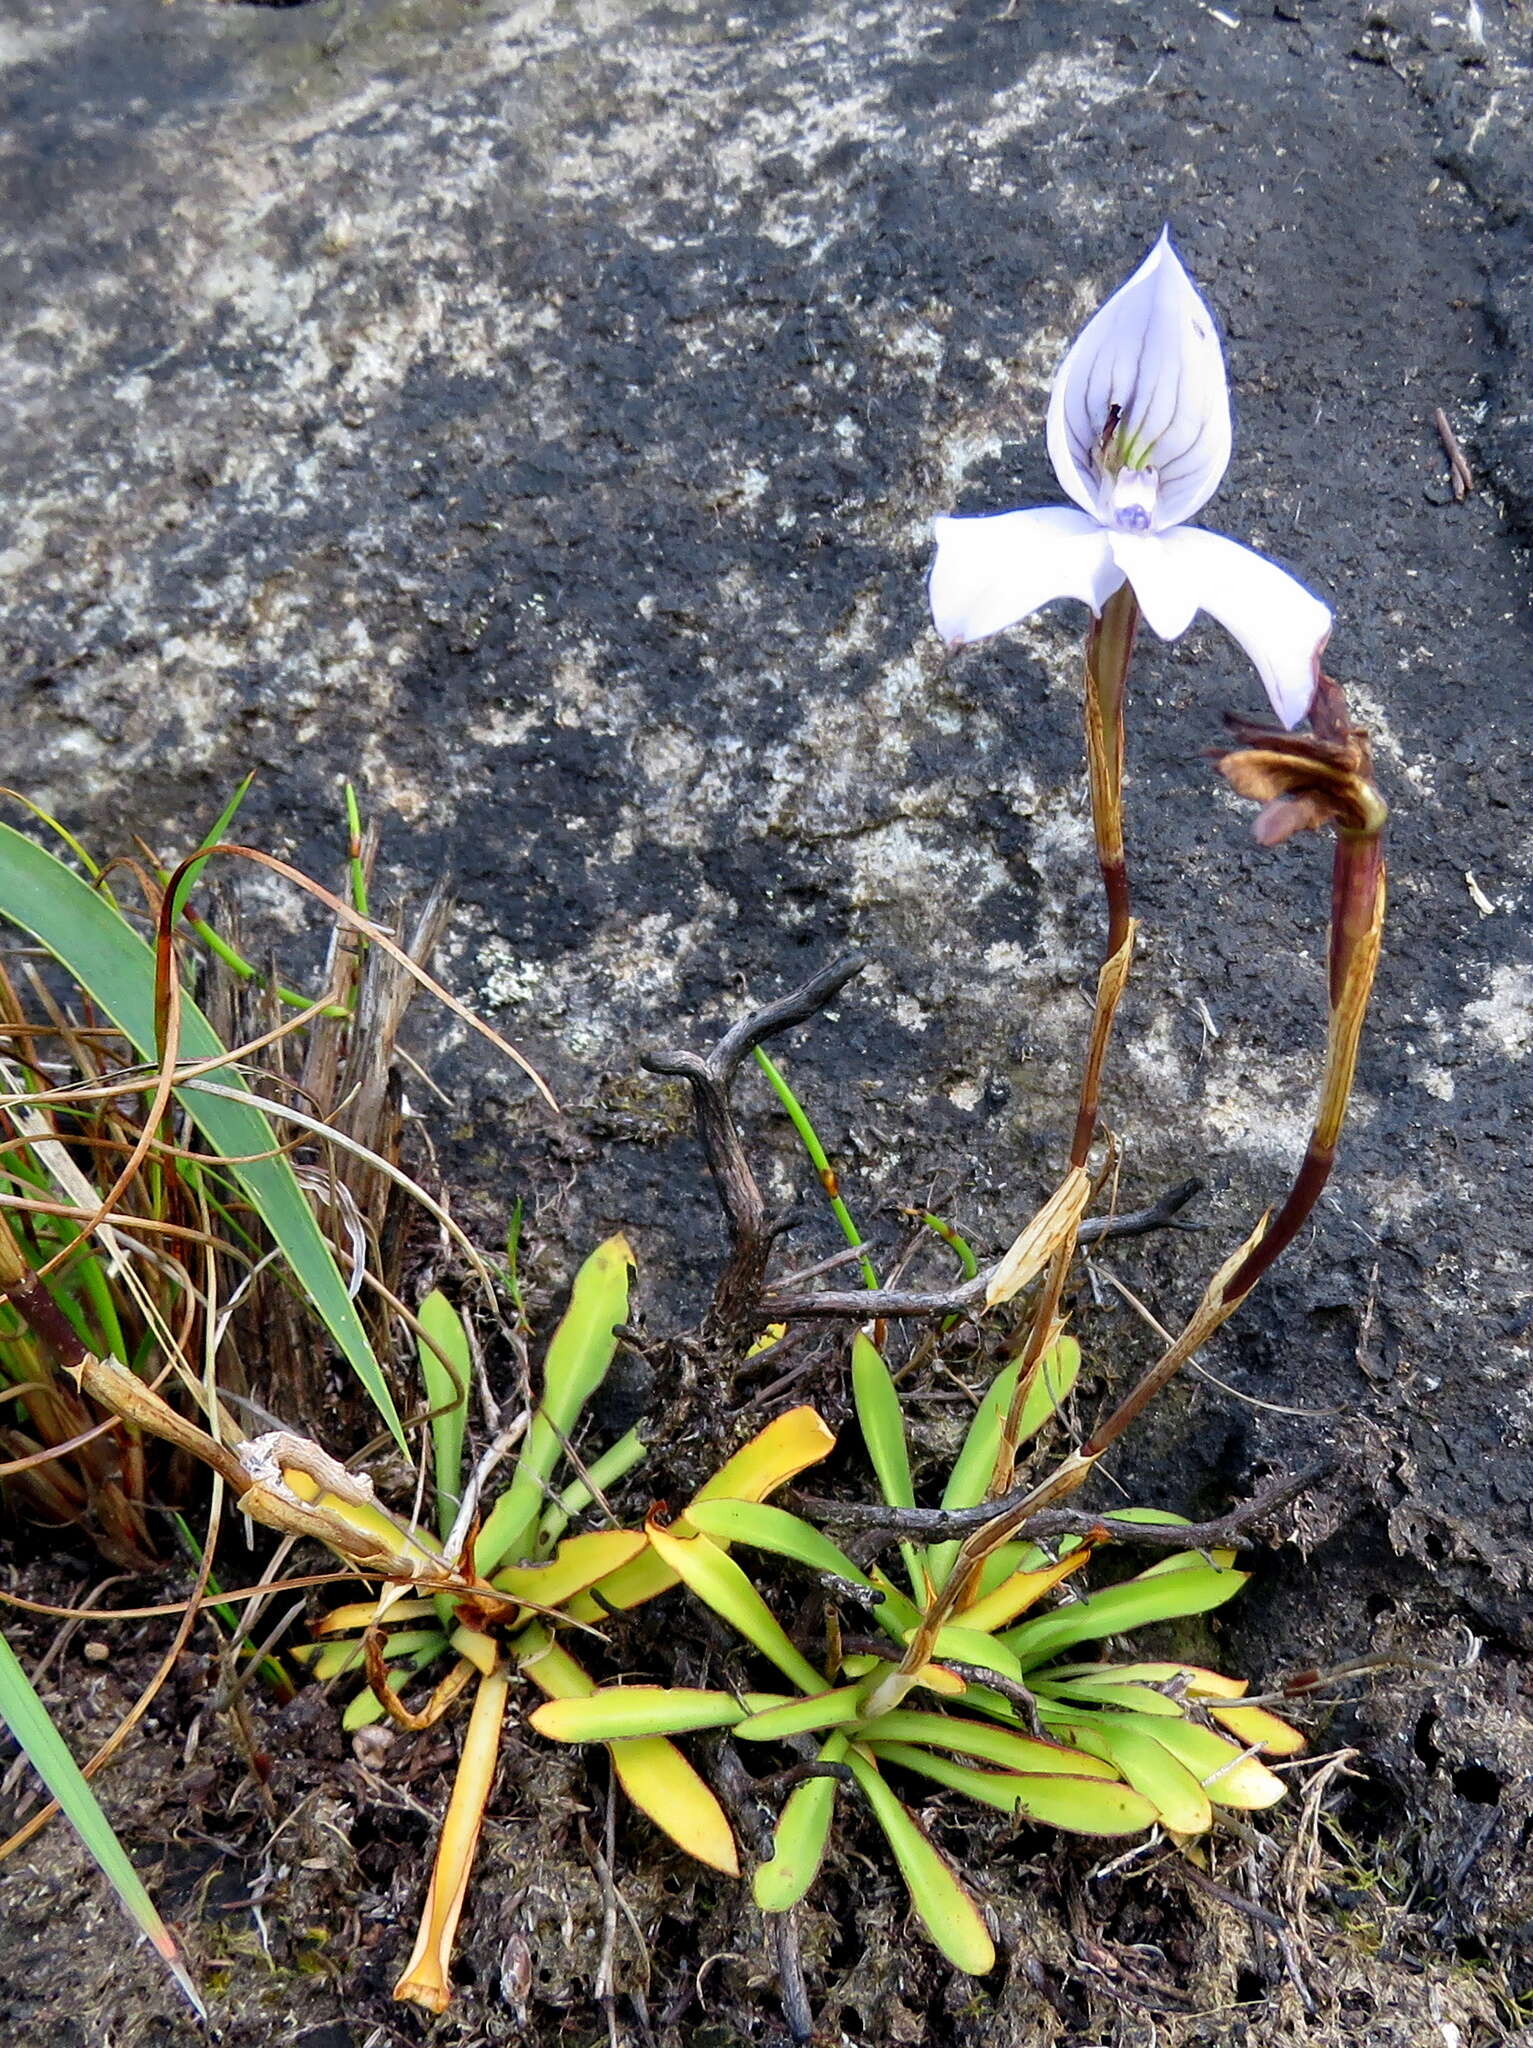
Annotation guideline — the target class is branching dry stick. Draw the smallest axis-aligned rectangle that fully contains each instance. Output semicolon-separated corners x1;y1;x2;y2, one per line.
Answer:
653;958;1202;1330
644;951;870;1329
758;1179;1203;1321
793;1460;1331;1550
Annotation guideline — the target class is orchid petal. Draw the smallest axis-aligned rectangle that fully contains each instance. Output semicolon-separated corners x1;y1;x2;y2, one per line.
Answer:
1114;527;1331;729
1046;229;1231;532
929;507;1122;646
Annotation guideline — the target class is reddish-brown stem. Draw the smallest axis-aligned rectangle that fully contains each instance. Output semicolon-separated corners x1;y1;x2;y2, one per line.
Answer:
1085;597;1137;920
1223;825;1386;1305
982;586;1141;1516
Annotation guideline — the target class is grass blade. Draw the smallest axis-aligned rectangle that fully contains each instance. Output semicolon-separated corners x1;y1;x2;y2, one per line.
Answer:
0;1628;204;2016
0;819;404;1448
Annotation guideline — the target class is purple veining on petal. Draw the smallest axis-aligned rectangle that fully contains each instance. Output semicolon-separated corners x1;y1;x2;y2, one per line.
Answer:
1046;229;1232;533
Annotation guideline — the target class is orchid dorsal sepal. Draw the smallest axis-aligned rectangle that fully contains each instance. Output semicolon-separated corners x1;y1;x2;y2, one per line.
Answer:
929;228;1332;730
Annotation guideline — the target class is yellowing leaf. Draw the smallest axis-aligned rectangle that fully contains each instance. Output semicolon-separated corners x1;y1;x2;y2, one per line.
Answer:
492;1528;648;1608
517;1627;739;1874
914;1663;968;1698
1210;1704;1306;1756
394;1665;509;2013
955;1549;1091;1634
864;1709;1119;1779
448;1624;499;1677
1045;1659;1247;1699
1046;1713;1214;1834
564;1406;837;1620
1038;1676;1188;1717
313;1595;438;1636
1140;1716;1289;1809
610;1736;740;1875
696;1405;839;1505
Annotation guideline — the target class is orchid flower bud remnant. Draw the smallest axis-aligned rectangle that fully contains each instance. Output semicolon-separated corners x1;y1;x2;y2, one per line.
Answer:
929;230;1332;730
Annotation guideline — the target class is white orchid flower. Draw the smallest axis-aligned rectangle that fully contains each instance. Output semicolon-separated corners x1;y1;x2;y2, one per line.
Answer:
929;230;1331;728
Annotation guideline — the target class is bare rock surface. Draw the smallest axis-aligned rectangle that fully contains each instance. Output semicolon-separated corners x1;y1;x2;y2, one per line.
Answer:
2;0;1531;2040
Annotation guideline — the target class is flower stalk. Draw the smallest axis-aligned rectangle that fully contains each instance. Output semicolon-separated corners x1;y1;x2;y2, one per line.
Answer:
987;674;1388;1518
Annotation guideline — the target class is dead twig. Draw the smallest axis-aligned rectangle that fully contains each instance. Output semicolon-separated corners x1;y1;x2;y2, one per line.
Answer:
644;952;870;1330
652;953;1203;1330
793;1460;1330;1548
1433;406;1473;500
759;1177;1204;1322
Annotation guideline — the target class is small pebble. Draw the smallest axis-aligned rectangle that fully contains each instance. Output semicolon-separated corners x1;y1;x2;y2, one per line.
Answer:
351;1724;395;1767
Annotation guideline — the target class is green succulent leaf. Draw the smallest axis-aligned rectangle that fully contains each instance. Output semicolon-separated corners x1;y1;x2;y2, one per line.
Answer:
916;1624;1027;1681
1003;1564;1248;1671
753;1732;848;1913
843;1747;995;1975
929;1335;1080;1585
1035;1675;1187;1716
530;1686;765;1742
1124;1714;1288;1810
865;1742;1157;1836
646;1522;827;1695
416;1290;471;1541
475;1235;633;1572
851;1331;925;1597
1043;1713;1214;1833
861;1708;1119;1779
293;1627;445;1683
685;1499;872;1587
734;1686;870;1743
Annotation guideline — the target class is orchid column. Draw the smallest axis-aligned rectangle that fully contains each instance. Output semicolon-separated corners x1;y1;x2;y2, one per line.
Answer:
929;231;1350;1499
